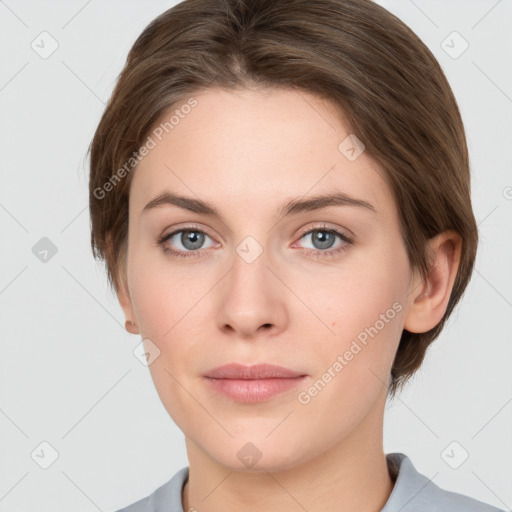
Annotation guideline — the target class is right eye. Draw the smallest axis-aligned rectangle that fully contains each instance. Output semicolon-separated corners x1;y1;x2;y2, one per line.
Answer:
158;227;218;259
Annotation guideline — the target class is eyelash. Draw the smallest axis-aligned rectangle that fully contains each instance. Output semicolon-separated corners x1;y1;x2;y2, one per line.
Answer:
157;223;353;260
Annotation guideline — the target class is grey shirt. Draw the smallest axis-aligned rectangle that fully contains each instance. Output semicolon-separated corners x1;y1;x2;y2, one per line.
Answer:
114;452;506;512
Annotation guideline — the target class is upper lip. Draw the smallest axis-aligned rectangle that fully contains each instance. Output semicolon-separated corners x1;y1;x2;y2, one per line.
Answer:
205;363;306;380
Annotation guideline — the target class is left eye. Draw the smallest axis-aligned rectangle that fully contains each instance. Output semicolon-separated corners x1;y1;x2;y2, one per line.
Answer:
293;227;352;258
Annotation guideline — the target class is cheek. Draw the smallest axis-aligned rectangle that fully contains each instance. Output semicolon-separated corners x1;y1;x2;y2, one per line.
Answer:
300;253;407;389
127;248;207;338
293;280;404;442
127;254;210;386
302;252;404;336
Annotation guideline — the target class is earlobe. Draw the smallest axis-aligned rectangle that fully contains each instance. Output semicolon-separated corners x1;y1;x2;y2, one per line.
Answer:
404;231;462;334
116;272;133;314
125;320;139;334
118;278;139;334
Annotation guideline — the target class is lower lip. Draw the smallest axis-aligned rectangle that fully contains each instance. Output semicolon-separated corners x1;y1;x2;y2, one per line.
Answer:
205;376;307;403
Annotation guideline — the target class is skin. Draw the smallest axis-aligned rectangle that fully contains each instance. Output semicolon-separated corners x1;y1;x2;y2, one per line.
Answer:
114;87;461;512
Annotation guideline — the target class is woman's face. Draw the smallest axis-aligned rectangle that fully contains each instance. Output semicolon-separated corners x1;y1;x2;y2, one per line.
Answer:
119;87;420;471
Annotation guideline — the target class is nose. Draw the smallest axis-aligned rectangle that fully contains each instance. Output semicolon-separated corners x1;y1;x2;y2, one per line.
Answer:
215;245;288;340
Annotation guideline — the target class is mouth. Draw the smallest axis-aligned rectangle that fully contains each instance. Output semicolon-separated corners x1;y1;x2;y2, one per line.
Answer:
203;363;308;403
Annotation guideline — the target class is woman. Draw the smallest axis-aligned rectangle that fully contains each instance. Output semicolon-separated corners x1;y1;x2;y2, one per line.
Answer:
88;0;505;510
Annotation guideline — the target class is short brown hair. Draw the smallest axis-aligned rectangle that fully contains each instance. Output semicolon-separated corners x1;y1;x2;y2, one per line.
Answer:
88;0;478;398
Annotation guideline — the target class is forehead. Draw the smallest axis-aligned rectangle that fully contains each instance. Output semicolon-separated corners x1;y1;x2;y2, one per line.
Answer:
129;87;391;219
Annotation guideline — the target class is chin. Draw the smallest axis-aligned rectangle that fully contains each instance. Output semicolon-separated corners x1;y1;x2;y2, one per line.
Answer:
194;429;315;474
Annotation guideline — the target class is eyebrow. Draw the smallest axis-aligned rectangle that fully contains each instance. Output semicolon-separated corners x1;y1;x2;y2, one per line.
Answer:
141;191;377;220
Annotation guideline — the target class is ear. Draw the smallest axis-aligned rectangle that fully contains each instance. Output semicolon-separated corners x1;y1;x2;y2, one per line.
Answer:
106;232;139;335
403;230;462;334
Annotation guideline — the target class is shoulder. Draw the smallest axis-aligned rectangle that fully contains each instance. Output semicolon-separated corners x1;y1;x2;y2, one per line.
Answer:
112;466;189;512
383;452;506;512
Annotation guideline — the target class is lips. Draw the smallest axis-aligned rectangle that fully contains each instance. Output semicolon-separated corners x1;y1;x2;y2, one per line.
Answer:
203;363;308;403
204;363;306;380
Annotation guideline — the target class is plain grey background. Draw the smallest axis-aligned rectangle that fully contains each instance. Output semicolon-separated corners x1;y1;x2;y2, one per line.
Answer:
0;1;511;511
